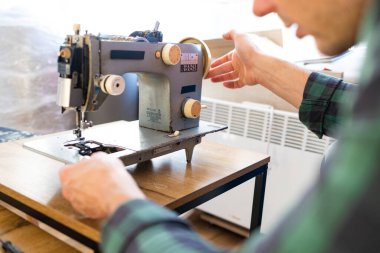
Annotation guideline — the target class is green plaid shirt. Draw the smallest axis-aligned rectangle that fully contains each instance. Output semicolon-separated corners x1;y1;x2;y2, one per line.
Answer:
101;2;380;253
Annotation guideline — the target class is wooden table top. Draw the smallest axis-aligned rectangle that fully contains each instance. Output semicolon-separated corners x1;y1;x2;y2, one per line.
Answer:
0;132;269;244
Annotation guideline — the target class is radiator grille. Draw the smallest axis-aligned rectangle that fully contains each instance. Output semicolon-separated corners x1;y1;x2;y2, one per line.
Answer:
200;97;333;155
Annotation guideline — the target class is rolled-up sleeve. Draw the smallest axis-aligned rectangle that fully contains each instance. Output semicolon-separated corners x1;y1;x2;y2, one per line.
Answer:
101;199;220;253
299;72;355;138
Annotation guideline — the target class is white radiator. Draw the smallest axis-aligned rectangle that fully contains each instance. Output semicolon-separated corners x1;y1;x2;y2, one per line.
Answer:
198;97;333;234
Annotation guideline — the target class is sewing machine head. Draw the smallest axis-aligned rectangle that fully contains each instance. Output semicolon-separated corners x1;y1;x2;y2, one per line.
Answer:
56;22;211;139
23;23;227;165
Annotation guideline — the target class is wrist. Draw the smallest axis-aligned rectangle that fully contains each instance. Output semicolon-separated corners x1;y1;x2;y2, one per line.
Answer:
254;53;311;108
107;192;145;217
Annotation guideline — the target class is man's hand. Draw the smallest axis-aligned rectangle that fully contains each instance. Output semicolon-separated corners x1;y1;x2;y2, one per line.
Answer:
205;30;262;88
59;152;145;219
205;30;310;108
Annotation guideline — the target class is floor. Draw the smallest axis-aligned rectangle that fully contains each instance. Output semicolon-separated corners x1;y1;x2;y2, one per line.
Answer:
185;210;245;250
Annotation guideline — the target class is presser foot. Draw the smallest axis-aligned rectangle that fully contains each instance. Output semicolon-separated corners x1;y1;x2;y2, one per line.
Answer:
73;128;83;140
64;139;126;156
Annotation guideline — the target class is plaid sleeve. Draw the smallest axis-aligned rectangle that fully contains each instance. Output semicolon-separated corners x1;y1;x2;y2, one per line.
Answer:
101;199;221;253
299;72;355;138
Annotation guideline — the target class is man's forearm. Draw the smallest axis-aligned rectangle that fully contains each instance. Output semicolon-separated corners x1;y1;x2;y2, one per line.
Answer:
256;53;311;109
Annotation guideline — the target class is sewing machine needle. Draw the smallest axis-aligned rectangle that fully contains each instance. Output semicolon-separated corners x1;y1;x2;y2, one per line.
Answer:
74;108;83;140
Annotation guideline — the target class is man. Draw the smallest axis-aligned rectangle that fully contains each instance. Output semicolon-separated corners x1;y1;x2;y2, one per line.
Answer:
60;0;380;252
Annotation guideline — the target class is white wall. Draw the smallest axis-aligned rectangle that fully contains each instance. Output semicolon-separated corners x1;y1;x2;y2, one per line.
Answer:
0;0;282;41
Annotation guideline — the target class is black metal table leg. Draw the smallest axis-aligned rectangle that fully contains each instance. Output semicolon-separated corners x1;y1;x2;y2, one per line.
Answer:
250;165;268;232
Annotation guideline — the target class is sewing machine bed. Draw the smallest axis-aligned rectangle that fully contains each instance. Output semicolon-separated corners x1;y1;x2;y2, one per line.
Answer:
23;120;227;165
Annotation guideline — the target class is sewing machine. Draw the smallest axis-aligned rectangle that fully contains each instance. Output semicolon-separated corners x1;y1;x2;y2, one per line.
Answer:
24;23;227;165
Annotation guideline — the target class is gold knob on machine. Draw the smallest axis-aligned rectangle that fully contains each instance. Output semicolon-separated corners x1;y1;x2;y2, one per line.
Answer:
182;98;201;119
162;44;181;65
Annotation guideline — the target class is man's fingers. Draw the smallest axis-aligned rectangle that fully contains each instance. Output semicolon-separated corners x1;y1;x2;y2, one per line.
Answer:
223;80;244;89
209;52;231;69
210;71;239;83
207;61;235;79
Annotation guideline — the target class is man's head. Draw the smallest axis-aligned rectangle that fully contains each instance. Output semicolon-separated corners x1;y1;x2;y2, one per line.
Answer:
253;0;371;55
